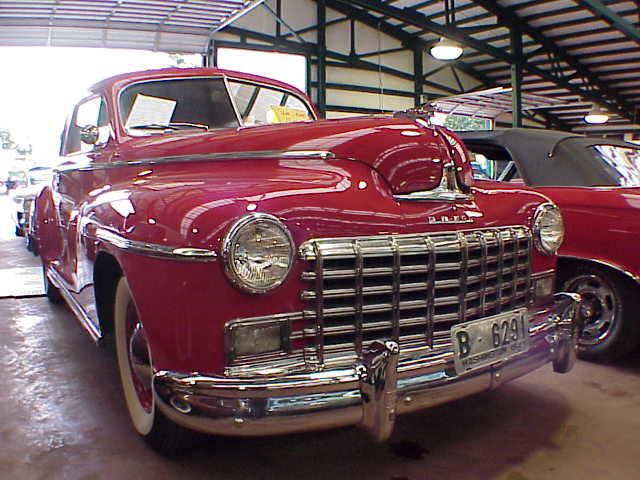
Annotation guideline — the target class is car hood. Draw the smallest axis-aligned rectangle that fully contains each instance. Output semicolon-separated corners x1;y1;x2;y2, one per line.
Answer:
117;116;473;194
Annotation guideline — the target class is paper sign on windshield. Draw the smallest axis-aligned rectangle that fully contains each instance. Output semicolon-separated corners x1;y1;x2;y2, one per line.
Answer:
125;94;177;128
269;106;310;124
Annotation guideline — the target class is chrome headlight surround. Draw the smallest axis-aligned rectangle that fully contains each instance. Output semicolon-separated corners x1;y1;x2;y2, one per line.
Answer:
532;203;564;255
222;213;294;294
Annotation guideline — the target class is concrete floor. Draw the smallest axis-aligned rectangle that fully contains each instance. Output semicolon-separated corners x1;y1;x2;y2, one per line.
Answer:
1;195;639;479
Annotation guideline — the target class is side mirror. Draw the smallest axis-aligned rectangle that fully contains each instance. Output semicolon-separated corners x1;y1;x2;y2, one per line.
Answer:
79;124;99;145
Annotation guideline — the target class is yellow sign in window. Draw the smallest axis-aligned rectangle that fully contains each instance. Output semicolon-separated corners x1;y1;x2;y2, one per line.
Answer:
269;106;310;124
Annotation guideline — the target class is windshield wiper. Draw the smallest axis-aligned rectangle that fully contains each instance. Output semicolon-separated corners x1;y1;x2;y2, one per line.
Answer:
128;122;209;131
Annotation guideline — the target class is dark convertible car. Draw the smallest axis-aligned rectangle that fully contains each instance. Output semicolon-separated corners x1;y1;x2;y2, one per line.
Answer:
460;128;640;361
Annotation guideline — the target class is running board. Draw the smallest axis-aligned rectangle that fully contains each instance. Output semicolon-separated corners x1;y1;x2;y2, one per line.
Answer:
46;267;102;343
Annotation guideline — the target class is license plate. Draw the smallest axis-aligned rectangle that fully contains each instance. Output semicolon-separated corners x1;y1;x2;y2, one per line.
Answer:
451;309;530;374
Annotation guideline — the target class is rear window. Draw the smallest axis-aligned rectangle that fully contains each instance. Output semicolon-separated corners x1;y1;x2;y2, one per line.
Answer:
590;145;640;187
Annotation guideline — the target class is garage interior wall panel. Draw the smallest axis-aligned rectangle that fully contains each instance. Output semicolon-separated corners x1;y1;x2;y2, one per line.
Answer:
326;66;414;92
327;89;413;112
353;21;403;57
232;6;277;36
278;0;317;35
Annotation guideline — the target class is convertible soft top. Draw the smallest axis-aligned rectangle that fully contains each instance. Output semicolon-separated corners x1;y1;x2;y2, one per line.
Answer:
459;128;639;186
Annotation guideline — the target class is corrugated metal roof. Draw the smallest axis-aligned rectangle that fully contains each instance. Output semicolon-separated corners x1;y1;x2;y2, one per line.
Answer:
324;0;640;135
0;1;264;52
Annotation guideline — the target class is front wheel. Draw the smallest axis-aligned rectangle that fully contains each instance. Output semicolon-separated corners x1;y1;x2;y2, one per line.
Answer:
562;265;640;362
113;276;194;455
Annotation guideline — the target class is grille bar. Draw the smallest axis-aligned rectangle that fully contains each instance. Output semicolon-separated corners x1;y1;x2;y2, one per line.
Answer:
300;227;533;362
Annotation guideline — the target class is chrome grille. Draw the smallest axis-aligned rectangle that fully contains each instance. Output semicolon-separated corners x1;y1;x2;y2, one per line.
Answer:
299;227;533;364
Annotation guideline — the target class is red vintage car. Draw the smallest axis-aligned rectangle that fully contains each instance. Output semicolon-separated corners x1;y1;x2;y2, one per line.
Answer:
34;68;580;455
460;129;640;362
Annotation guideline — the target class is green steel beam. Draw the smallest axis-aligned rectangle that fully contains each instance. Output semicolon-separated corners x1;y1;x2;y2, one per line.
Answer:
471;0;636;122
511;25;523;128
319;0;569;129
317;0;327;117
576;0;640;46
414;50;423;107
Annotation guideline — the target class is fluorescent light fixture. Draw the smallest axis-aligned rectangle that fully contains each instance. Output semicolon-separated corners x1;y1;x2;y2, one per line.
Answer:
584;107;609;124
430;37;463;60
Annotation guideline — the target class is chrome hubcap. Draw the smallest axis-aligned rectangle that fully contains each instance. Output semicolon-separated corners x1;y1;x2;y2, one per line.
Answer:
566;274;616;346
126;303;153;412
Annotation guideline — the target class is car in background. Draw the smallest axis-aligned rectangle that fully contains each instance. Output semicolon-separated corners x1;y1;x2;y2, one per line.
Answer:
34;68;580;455
12;166;52;248
459;128;640;361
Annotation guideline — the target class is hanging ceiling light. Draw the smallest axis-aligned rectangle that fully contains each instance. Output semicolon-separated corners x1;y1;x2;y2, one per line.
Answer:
584;106;609;124
431;1;463;60
430;37;464;60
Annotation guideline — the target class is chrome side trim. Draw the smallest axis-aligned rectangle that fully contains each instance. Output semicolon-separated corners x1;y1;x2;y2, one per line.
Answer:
95;228;217;262
560;256;640;285
47;267;102;342
70;150;337;172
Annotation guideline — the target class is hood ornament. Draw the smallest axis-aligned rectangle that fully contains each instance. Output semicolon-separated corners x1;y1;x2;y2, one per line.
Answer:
394;161;473;203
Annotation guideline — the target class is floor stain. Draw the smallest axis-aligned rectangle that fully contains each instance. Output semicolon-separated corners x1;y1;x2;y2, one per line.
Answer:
584;380;628;398
505;472;529;480
389;440;428;460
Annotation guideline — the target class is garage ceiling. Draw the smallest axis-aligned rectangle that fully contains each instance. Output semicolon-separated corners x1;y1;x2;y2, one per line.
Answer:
0;0;638;136
0;1;265;53
321;0;640;135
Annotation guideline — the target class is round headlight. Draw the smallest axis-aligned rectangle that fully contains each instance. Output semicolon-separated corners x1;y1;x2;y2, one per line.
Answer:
222;213;294;294
533;203;564;255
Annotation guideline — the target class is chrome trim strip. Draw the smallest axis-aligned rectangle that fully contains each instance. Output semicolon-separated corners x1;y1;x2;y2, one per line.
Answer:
95;228;217;262
477;231;488;317
299;225;532;246
496;229;505;313
314;242;325;366
458;231;469;322
425;235;436;348
390;237;401;341
71;150;337;172
47;267;102;342
353;239;364;355
512;228;520;310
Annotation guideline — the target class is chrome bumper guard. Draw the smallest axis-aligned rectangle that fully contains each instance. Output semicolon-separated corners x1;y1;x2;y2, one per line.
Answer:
154;293;581;441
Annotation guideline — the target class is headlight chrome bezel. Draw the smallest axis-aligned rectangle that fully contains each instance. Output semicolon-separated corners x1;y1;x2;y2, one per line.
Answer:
532;202;564;255
222;213;294;294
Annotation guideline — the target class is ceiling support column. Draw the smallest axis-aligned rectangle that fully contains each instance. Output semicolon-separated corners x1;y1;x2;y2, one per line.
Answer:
414;50;423;107
510;25;523;128
316;0;327;118
205;38;217;67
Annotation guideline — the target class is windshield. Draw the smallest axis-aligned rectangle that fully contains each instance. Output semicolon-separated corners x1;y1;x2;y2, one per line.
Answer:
590;145;640;187
119;76;315;136
119;77;240;136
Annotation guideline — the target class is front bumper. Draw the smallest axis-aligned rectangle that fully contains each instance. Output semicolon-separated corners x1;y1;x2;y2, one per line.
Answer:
154;293;581;440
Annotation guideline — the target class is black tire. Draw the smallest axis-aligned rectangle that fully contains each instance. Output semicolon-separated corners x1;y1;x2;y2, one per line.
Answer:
113;276;195;456
43;265;64;304
562;264;640;362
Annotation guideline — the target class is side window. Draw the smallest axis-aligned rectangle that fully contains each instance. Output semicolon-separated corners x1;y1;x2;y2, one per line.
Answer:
468;147;523;184
228;81;313;126
63;97;109;155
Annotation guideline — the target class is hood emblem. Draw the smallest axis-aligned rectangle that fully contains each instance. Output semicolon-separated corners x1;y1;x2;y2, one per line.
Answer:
428;214;473;225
